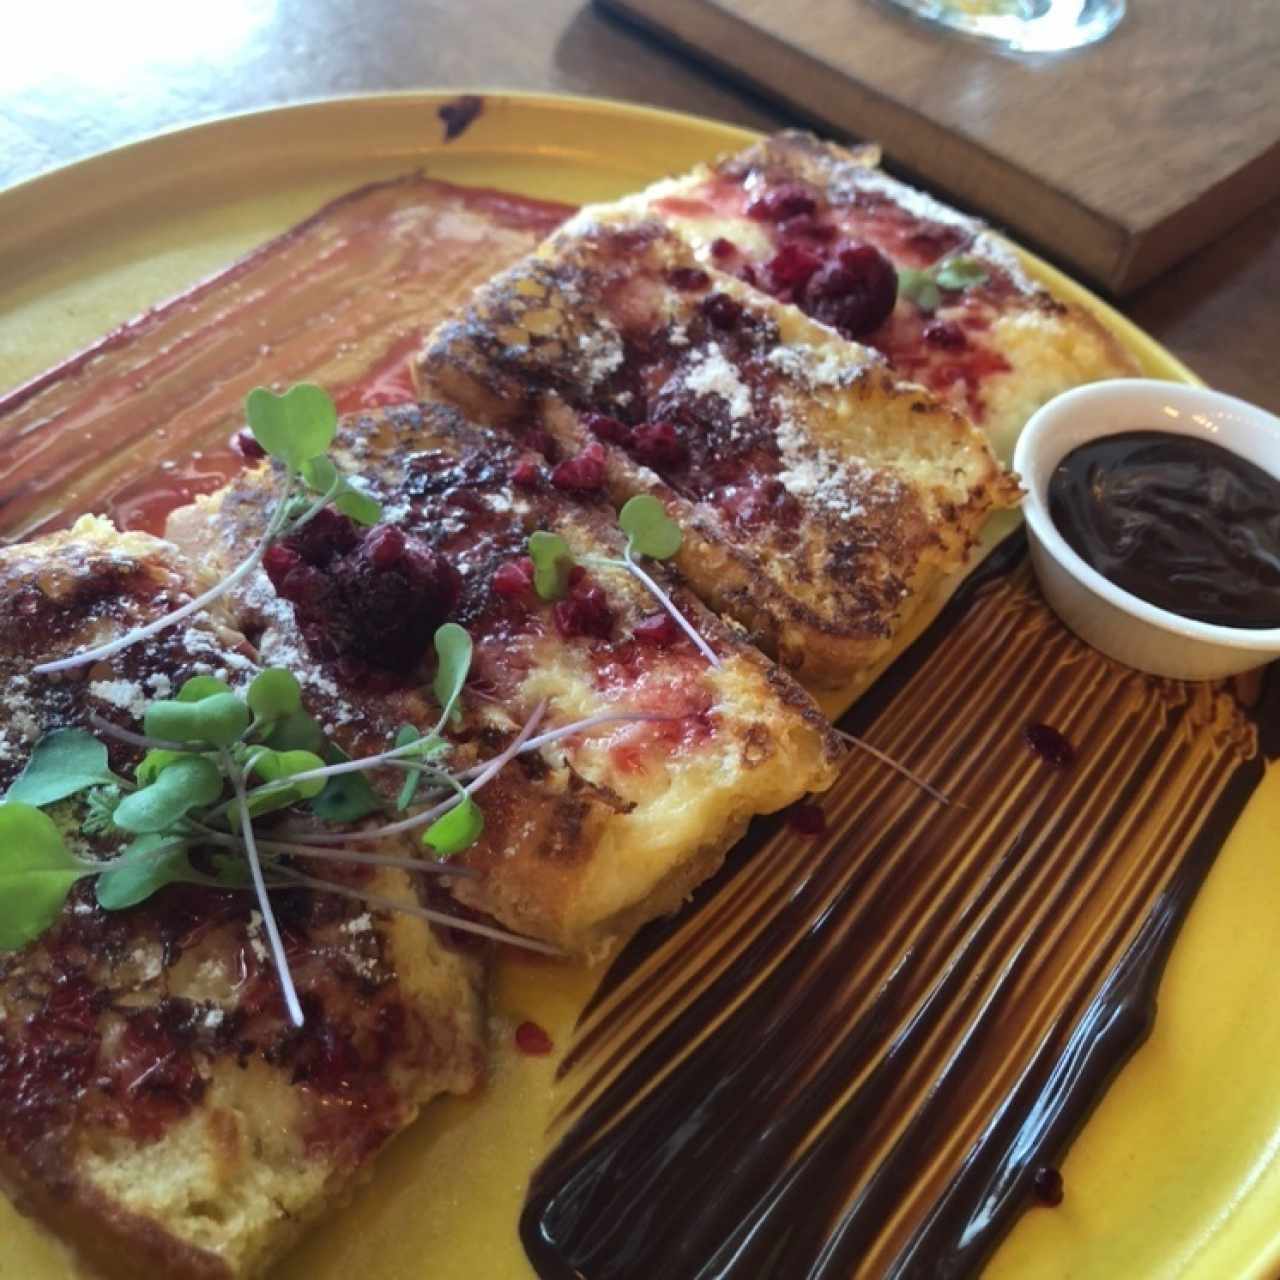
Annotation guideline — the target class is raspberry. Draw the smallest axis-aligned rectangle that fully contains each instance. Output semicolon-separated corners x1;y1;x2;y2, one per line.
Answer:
630;421;687;470
363;524;406;570
745;184;817;222
923;320;968;350
511;459;542;488
766;242;822;291
492;558;535;597
709;237;738;261
583;413;632;445
667;267;710;291
700;292;744;330
550;442;607;492
553;582;615;640
800;242;898;339
262;544;303;588
632;612;681;646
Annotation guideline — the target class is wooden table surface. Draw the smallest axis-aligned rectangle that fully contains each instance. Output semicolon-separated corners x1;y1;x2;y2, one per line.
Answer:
2;0;1277;412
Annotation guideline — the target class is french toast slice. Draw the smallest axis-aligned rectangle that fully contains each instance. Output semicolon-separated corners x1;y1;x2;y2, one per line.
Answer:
0;516;485;1280
422;218;1019;689
166;402;842;960
605;130;1137;460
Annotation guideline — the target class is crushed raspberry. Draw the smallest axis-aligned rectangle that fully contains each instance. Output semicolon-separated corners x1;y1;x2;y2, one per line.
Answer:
515;1020;554;1056
701;292;744;330
511;459;542;488
230;428;266;460
766;242;823;291
709;237;738;261
719;477;800;529
583;413;632;445
493;558;536;597
923;320;968;351
550;442;607;492
787;802;827;836
800;242;898;339
632;612;681;646
282;505;360;566
266;512;460;676
668;267;710;291
746;184;817;222
553;579;615;641
630;421;687;470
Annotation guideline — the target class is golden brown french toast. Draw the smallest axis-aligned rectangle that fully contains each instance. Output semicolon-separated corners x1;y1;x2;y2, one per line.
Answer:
606;130;1138;461
0;517;485;1280
422;218;1019;688
166;402;842;960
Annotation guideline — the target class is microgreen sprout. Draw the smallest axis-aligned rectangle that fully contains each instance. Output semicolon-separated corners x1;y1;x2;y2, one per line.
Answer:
896;255;990;314
832;727;952;806
529;495;721;667
31;383;381;677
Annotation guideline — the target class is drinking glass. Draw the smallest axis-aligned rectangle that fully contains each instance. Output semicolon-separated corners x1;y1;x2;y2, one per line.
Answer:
880;0;1125;53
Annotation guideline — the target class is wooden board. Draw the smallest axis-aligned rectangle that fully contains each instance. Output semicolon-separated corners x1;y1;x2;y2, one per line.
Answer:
598;0;1280;295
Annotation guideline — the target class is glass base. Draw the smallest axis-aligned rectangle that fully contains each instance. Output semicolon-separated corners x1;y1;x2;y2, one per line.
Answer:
881;0;1125;53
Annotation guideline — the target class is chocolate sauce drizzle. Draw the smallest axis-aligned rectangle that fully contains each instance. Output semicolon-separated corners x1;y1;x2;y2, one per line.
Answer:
521;534;1265;1279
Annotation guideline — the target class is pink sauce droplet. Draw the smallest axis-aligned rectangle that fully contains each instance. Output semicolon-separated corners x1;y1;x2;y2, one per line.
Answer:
516;1021;554;1056
1023;723;1075;769
787;802;827;836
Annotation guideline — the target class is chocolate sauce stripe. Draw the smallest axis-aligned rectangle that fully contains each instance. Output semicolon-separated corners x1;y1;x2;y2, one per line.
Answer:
808;713;1249;1273
561;597;1133;1119
528;551;1263;1279
876;718;1236;1213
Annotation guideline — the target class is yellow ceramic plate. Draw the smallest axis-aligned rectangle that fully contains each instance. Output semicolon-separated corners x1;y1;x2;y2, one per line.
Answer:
0;92;1276;1280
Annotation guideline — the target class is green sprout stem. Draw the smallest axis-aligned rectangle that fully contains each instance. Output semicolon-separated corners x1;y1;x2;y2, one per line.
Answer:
273;866;562;955
224;749;305;1027
832;728;951;806
33;474;298;677
286;701;548;846
583;552;720;668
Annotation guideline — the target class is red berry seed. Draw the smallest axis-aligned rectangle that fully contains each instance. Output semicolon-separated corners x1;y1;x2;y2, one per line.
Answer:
515;1020;554;1056
709;237;738;261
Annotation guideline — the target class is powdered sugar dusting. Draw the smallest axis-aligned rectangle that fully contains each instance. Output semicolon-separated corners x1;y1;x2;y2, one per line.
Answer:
682;343;753;424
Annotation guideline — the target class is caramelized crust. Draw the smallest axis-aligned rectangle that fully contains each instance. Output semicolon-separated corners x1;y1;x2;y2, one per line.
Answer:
423;220;1018;688
0;517;484;1280
613;129;1137;461
167;404;842;960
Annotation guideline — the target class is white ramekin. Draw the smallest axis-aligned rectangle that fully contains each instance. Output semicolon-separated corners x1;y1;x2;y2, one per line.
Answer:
1013;379;1280;681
